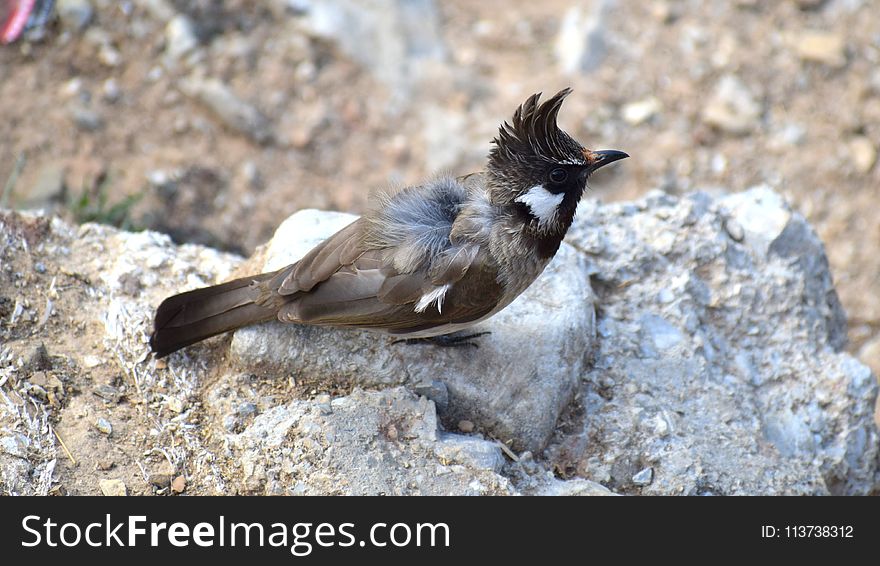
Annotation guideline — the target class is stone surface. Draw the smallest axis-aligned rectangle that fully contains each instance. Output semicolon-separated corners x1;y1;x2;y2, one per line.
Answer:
226;386;513;495
563;187;877;494
229;210;596;453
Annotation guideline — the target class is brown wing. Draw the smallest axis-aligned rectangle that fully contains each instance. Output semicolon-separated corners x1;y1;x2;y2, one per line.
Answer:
275;245;503;334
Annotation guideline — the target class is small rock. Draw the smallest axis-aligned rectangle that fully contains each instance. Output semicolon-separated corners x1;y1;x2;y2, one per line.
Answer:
457;420;475;433
70;105;105;132
98;43;122;67
703;75;761;135
621;97;661;126
149;468;174;488
56;0;94;32
848;136;876;173
632;467;654;486
94;418;112;435
93;384;122;403
166;397;185;413
314;394;332;415
171;475;186;494
179;77;274;144
102;78;121;103
789;31;846;68
434;433;504;472
164;15;199;62
99;479;127;496
29;344;53;371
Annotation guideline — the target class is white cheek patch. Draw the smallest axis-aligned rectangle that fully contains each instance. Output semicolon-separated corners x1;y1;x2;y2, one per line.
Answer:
414;283;452;314
515;185;564;228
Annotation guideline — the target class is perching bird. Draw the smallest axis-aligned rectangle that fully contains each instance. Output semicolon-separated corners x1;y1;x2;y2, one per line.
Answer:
150;88;628;357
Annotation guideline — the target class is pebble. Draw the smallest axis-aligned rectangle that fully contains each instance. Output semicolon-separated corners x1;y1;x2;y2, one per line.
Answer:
848;136;876;173
178;77;274;145
702;75;761;135
164;15;199;62
70;105;105;132
789;31;846;68
166;397;185;413
94;417;112;435
99;479;127;496
93;384;122;403
621;97;661;126
315;394;332;415
632;467;654;486
102;78;121;103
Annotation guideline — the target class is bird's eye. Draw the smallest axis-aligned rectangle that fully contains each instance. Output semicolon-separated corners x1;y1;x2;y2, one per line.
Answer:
549;168;568;184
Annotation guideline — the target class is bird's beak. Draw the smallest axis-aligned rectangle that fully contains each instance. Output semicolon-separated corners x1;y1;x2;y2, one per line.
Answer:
584;149;629;172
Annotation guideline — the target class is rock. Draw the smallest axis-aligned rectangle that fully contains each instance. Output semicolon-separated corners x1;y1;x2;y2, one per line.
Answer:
227;387;513;495
702;75;761;135
69;105;105;132
229;209;596;453
179;77;274;144
848;136;876;173
164;15;199;63
434;432;505;472
621;97;661;126
99;478;127;496
56;0;94;32
564;188;877;494
788;31;846;68
94;417;112;435
555;1;613;74
296;0;445;95
632;467;653;486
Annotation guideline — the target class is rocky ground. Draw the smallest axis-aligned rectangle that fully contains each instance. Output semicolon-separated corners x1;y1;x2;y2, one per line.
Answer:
1;0;879;494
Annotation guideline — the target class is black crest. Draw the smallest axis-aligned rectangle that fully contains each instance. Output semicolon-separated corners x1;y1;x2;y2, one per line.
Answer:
489;89;586;168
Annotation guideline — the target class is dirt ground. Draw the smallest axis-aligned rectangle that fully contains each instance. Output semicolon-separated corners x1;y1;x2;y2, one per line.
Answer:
1;0;879;494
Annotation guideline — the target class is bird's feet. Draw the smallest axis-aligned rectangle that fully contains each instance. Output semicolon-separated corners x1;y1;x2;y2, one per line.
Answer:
391;331;491;349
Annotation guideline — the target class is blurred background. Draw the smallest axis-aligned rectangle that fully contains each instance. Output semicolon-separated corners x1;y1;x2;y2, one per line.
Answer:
1;0;878;371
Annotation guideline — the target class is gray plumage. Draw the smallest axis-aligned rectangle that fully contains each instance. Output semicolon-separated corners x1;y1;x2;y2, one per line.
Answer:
150;89;627;357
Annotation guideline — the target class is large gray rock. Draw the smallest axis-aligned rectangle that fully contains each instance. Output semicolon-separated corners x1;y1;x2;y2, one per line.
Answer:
561;186;877;494
225;386;512;495
230;210;597;453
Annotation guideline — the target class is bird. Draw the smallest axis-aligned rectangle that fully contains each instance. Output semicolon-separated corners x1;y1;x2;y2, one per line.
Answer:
150;88;628;357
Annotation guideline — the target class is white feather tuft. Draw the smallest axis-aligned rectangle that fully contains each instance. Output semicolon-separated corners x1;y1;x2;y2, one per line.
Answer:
414;284;452;314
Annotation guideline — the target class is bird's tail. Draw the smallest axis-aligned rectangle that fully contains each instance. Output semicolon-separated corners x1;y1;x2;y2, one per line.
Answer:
149;271;280;357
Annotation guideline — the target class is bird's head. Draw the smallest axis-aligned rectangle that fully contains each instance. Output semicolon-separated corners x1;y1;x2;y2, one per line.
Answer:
488;88;628;236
